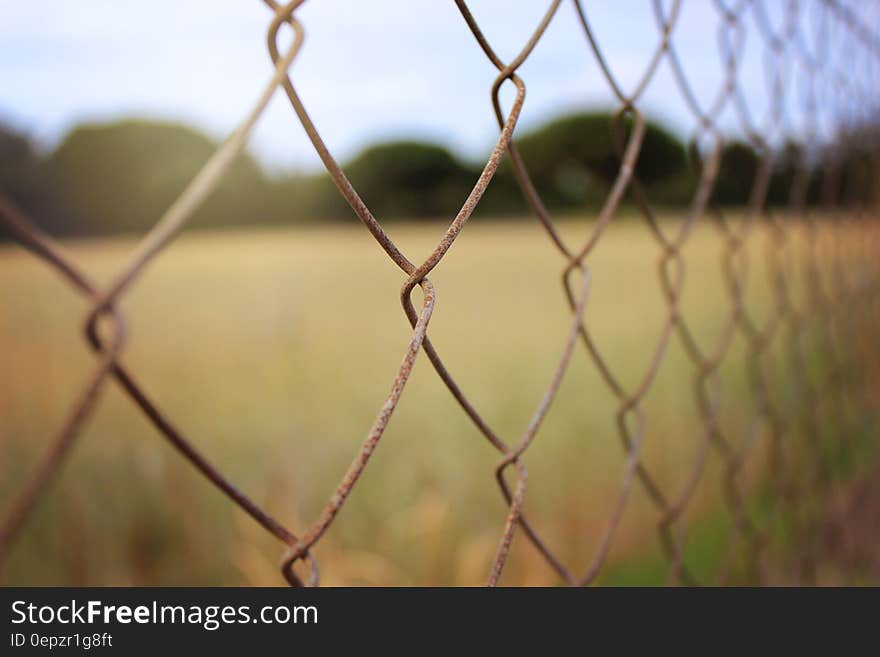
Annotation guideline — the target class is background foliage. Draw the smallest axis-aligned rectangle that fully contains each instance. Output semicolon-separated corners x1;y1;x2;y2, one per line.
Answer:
0;111;876;238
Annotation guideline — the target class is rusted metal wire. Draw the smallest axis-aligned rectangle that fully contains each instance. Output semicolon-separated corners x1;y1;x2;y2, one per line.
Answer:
1;0;878;586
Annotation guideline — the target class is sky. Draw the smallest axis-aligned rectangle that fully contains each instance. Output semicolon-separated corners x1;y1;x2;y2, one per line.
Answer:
1;1;874;172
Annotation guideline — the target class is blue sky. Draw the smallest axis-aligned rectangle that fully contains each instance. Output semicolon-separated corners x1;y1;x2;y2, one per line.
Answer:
0;1;871;172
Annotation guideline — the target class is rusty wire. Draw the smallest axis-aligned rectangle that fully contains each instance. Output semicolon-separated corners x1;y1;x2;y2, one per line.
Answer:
1;0;879;586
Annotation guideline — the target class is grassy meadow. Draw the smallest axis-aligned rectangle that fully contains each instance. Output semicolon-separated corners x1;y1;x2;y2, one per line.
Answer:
0;216;862;585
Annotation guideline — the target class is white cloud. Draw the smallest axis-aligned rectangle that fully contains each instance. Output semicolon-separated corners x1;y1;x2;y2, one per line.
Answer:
0;0;867;170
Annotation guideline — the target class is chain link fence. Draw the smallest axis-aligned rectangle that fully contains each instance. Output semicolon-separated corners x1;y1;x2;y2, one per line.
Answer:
1;0;879;586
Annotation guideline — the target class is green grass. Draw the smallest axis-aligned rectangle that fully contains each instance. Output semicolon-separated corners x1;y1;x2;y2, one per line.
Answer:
0;217;868;585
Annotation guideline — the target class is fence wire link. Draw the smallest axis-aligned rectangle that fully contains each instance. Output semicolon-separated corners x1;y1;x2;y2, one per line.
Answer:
1;0;879;586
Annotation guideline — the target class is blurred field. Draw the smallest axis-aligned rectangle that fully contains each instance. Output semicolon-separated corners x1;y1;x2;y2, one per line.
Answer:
0;216;829;585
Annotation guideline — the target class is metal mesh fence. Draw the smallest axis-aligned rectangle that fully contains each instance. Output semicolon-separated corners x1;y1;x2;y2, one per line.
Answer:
1;0;879;586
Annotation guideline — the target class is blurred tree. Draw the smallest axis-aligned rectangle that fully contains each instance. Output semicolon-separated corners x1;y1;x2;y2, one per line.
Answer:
835;124;880;206
512;111;690;208
0;124;45;216
342;141;474;219
712;141;760;206
4;113;874;240
766;141;824;206
42;120;270;236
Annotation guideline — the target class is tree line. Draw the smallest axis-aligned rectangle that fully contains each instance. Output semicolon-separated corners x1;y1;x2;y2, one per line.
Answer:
1;111;876;239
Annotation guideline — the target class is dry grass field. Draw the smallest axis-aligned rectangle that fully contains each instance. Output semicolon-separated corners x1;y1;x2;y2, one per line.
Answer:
0;216;867;585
